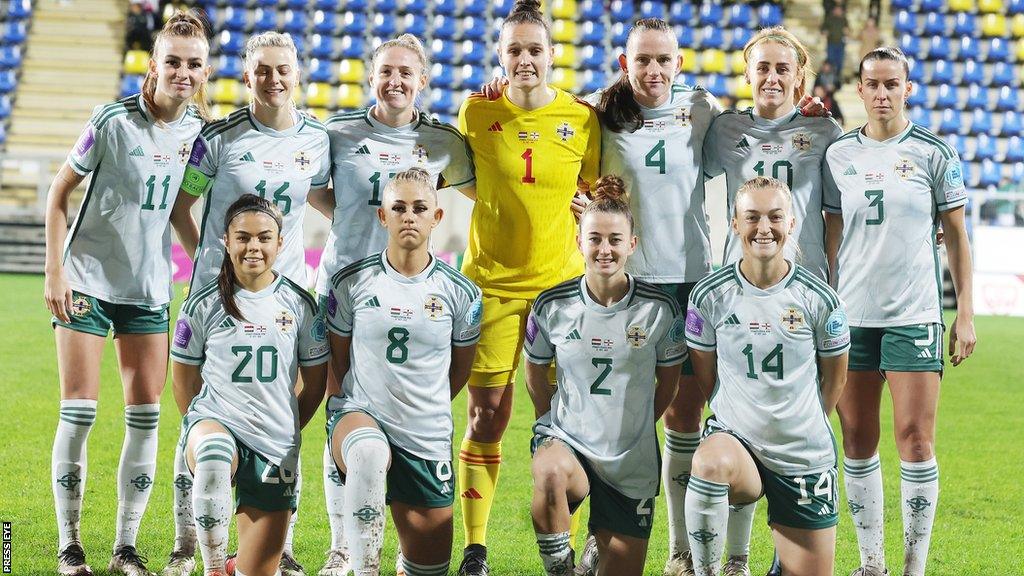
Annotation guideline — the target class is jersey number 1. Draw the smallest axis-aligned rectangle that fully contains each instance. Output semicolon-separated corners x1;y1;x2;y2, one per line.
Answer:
521;149;536;184
255;180;292;215
142;174;171;211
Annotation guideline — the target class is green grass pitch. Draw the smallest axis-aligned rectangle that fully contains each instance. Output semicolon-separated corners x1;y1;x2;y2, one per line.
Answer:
1;273;1022;575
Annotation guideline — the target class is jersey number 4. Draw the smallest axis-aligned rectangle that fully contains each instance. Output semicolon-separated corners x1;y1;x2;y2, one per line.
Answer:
742;343;784;380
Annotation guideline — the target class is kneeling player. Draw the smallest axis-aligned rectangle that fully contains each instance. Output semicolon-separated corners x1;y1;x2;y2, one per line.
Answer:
324;168;481;576
524;175;685;575
684;177;850;576
171;195;328;576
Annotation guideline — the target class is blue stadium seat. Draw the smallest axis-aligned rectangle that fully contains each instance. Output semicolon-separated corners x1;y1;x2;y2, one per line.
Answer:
313;10;338;35
460;39;487;65
341;12;367;35
252;8;278;32
996;85;1021;111
0;70;16;94
215;54;242;79
432;15;458;40
957;36;980;61
375;0;397;12
967;84;991;109
308;58;334;83
728;27;753;51
433;0;458;16
7;0;32;19
463;0;488;16
891;0;914;9
314;0;340;10
910;106;932;129
726;3;752;27
704;74;728;97
431;62;456;88
283;10;307;34
0;45;21;69
462;16;487;41
899;34;921;59
756;2;782;26
1010;161;1024;182
921;0;945;13
975;133;998;160
960;161;977;187
923;12;947;36
285;0;307;10
939;108;962;134
219;30;245;55
397;0;424;11
3;21;27;44
908;58;926;83
669;1;694;25
677;73;698;88
999;110;1023;136
637;0;664;19
492;0;513;15
581;69;608;93
992;61;1017;86
945;133;968;157
0;123;6;145
120;74;144;98
699;2;724;26
701;25;725;50
934;84;959;109
611;22;629;46
968;108;994;134
953;12;978;37
610;0;634;22
402;13;428;37
339;35;365;59
676;25;695;48
291;34;306;56
431;39;455;63
430;88;458;115
459;64;487;90
221;6;248;32
985;37;1010;61
926;35;951;61
930;60;955;84
371;13;398;37
894;11;918;35
908;85;930;108
309;34;335;59
254;0;277;8
580;20;605;45
979;159;1001;187
0;95;10;119
580;45;607;70
577;0;602;21
1006;136;1024;161
960;60;985;85
1011;0;1024;14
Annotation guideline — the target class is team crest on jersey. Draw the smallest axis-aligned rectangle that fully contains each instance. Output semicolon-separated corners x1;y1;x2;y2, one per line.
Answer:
864;171;886;183
262;159;286;175
294;150;312;172
70;296;92;318
243;323;268;338
674;107;691;126
379;152;401;167
178;141;192;164
626;325;648;348
591;337;613;352
517;131;540;143
643;119;668;133
791;132;812;151
389;306;414;321
413;144;429;162
274;310;295;333
895;158;915;179
760;143;783;155
782;307;804;332
555;122;575;141
423;296;445;320
152;153;171;167
748;321;772;335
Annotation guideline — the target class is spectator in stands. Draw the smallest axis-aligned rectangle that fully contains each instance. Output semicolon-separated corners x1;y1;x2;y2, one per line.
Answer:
822;4;850;84
125;0;155;52
858;17;883;64
815;61;841;92
814;84;845;125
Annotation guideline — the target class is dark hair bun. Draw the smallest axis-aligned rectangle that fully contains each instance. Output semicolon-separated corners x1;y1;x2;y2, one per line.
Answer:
592;174;627;202
511;0;543;15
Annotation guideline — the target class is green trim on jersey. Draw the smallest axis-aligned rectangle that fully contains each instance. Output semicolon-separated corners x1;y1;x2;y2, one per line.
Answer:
183;279;220;316
92;96;140;129
63;161;102;263
789;267;840;309
278;275;318;313
324;108;368;126
300;116;328;134
908;125;954;160
189;191;217;288
415;112;466;141
329;252;385;287
632;281;683;316
432;259;480;301
201;109;250;140
690;265;739;308
533;278;583;314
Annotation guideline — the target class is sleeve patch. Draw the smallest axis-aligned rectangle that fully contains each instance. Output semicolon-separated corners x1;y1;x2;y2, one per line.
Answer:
173;319;192;348
466;298;483;327
685;308;704;337
327;290;338;317
944;161;964;190
74;125;96;157
670;315;687;343
311;314;327;342
188;137;207;167
525;313;539;345
180;166;211;197
825;308;848;337
823;334;851;349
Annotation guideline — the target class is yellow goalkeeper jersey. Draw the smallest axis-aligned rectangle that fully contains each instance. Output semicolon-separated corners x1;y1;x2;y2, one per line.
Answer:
458;87;601;298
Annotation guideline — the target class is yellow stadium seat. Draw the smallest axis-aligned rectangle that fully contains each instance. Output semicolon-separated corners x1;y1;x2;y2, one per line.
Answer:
552;19;577;42
307;108;330;121
123;50;149;75
212;78;242;104
978;0;1003;13
679;48;698;73
1016;38;1024;60
337;83;366;109
210;104;236;120
554;43;576;67
982;13;1008;36
305;82;333;108
338;59;365;84
733;77;753;100
1011;14;1024;37
550;67;577;91
948;0;975;11
730;50;747;75
737;98;754;110
700;49;727;74
550;0;577;19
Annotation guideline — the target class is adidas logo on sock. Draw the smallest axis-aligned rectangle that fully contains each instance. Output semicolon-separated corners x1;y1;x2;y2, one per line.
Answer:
844;165;857;176
724;314;740;325
354;144;370;154
461;487;483;500
129;146;145;157
735;136;750;149
240;151;255;162
566;329;581;340
488;121;503;132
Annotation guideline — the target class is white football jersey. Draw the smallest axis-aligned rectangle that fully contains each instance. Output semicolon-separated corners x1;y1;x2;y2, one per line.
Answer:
524;275;686;499
685;262;850;476
584;85;723;283
66;94;202;305
171;275;329;472
315;108;475;296
182;108;331;288
823;123;967;327
326;252;482;460
703;109;844;279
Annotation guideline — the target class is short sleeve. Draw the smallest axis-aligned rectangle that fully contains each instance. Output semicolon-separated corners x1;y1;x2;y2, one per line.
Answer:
297;303;330;365
930;147;968;212
451;288;483;347
68;109;107;175
814;296;851;357
170;307;207;365
180;133;218;197
578;109;602;188
441;131;476;189
523;307;554;364
706;92;726;116
702;114;725;179
684;295;716;351
822;151;843;214
311;136;332;189
325;279;354;336
655;306;687;367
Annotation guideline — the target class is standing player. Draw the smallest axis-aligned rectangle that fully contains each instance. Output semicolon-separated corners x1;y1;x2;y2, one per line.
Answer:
525;175;685;576
171;194;328;576
315;33;475;576
166;31;330;576
455;1;600;573
700;27;843;571
823;47;976;576
684;177;850;576
324;168;481;576
42;12;210;576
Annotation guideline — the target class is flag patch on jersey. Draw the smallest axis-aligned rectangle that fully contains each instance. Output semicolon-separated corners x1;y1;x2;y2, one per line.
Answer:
389;306;413;321
895;158;915;179
518;131;540;142
566;328;581;341
782;307;804;332
274;310;295;333
74;125;96;157
556;122;575;141
626;326;648;348
735;136;751;150
354;145;370;154
262;160;286;174
379;152;401;167
843;165;857;176
748;321;772;335
723;314;741;325
173;319;192;347
591;337;613;352
685;309;704;336
294;150;312;172
643;119;667;133
791;132;812;151
760;143;783;156
152;154;171;167
129;145;145;157
488;121;503;132
424;296;445;320
864;171;886;183
243;323;267;338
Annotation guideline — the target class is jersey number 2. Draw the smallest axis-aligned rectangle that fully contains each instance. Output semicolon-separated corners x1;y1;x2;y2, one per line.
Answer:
590;357;613;395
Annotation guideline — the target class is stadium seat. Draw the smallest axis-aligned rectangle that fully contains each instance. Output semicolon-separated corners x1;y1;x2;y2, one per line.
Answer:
975;133;998;160
253;8;278;32
222;6;248;32
934;84;959;109
285;0;307;10
1011;0;1024;13
891;0;914;9
312;10;338;35
979;0;1004;13
1006;136;1024;161
640;1;667;20
929;60;955;85
459;63;487;89
926;35;951;61
0;45;21;69
948;0;976;11
938;108;962;134
998;110;1023;136
984;37;1010;61
909;106;933;129
552;19;577;43
308;58;335;83
400;0;428;13
554;43;576;68
580;21;605;45
954;12;979;37
730;50;746;74
580;45;607;69
305;82;333;108
550;67;577;91
669;1;694;25
283;10;307;34
337;59;364;84
701;26;725;50
733;77;753;100
431;63;456;88
967;84;991;109
968;108;994;134
215;54;242;79
979;159;1001;187
120;74;144;98
610;22;629;46
209;104;237;119
400;13;427;37
704;74;729;97
291;34;306;57
0;95;10;119
921;0;945;12
1010;161;1024;182
960;60;985;85
908;58;926;83
460;40;487;65
945;133;968;157
314;0;339;10
726;4;752;27
757;3;783;27
462;17;487;41
431;39;455;63
580;69;607;93
923;12;947;36
0;122;6;145
123;50;149;75
700;49;727;74
432;15;458;40
337;83;365;109
430;88;458;115
341;12;367;35
894;11;918;35
957;36;981;61
610;0;634;21
550;0;576;19
464;0;487;16
372;13;398;37
3;21;27;44
212;78;243;104
996;85;1021;111
1016;38;1024;60
960;161;977;187
728;27;753;51
677;73;698;88
374;0;397;12
675;25;695;48
309;34;335;60
218;30;245;56
1012;14;1024;37
339;35;365;59
908;84;929;108
699;2;723;26
678;47;698;73
899;35;921;59
433;0;458;16
982;13;1008;37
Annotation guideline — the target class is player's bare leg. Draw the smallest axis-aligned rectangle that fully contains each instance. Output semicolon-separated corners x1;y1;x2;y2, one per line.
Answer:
236;507;291;576
531;437;589;576
392;502;454;576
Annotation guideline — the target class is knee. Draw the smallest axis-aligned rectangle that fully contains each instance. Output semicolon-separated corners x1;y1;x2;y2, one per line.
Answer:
468;402;510;435
690;450;734;483
532;462;568;498
895;426;934;461
341;429;389;472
